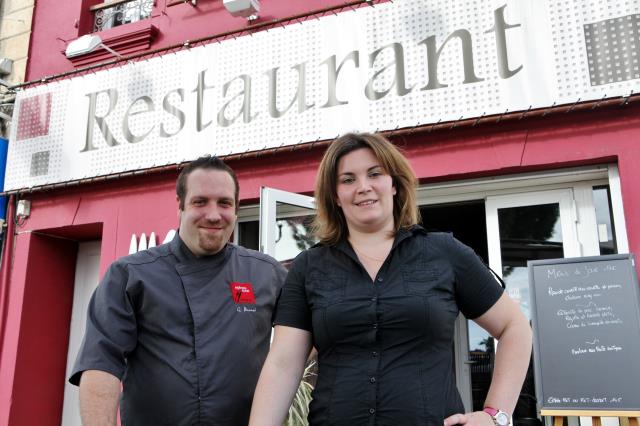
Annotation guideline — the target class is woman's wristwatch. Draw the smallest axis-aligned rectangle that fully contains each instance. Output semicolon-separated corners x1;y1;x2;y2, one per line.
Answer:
483;407;510;426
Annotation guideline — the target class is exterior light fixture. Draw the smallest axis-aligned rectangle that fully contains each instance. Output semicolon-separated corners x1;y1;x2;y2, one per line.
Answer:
223;0;260;20
65;35;124;59
16;200;31;219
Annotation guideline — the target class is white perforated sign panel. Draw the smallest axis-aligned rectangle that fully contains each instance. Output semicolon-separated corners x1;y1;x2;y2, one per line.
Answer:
6;0;640;190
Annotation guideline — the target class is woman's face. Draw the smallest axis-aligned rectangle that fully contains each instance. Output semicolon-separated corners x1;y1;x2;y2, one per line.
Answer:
336;148;396;234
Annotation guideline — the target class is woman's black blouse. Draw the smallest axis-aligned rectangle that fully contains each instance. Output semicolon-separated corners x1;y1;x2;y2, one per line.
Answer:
274;226;504;426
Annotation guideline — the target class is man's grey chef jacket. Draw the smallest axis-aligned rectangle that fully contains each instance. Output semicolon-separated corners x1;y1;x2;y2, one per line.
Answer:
69;234;287;426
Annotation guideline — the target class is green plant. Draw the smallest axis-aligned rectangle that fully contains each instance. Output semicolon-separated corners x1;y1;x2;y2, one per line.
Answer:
284;360;316;426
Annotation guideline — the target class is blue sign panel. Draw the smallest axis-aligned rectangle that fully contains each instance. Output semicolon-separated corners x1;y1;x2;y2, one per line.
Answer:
0;137;8;219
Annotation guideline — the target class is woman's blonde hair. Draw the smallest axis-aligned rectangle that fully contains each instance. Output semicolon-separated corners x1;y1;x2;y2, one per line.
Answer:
313;133;420;245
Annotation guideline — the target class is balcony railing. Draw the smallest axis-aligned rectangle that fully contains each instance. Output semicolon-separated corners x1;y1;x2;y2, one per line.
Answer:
91;0;153;32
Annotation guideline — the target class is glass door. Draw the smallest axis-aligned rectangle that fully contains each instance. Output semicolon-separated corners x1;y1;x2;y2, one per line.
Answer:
484;189;581;426
259;186;315;263
258;186;317;407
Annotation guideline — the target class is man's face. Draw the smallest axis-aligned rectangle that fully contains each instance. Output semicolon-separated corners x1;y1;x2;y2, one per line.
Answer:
178;168;237;256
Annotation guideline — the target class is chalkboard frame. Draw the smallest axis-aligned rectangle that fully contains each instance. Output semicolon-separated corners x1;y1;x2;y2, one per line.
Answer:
528;253;640;412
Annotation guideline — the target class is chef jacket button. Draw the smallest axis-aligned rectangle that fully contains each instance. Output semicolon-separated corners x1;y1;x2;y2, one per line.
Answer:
370;377;376;383
371;297;377;302
372;323;378;329
377;277;384;282
369;408;376;415
372;351;378;357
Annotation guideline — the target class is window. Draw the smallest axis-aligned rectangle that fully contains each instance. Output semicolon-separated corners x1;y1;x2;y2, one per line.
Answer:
68;0;158;67
91;0;154;32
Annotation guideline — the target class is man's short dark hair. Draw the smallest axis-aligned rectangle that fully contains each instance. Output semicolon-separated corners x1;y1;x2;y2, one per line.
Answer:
176;156;239;211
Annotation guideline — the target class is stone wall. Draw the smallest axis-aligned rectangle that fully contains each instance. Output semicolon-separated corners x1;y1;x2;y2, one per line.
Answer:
0;0;34;137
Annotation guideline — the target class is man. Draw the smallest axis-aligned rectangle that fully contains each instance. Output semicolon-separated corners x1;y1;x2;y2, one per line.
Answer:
69;156;287;425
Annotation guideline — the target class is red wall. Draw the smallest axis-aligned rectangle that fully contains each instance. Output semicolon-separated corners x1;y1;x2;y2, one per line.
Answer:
6;234;78;426
0;102;639;425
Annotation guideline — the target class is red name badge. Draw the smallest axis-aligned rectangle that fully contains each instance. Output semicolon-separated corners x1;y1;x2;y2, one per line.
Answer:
229;282;257;304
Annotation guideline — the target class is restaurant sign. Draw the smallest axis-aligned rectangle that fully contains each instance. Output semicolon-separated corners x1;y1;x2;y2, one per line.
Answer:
5;0;640;190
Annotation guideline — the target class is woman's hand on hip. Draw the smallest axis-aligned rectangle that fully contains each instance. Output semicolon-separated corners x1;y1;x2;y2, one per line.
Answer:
444;411;496;426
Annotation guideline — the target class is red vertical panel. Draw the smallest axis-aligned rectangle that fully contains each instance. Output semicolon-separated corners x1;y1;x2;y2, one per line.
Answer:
0;232;31;426
7;234;77;426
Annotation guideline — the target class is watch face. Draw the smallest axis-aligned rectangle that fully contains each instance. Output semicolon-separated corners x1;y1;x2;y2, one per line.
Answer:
495;412;510;426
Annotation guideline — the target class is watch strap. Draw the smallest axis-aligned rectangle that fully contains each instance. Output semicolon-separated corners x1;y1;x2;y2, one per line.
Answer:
483;407;509;426
483;407;499;416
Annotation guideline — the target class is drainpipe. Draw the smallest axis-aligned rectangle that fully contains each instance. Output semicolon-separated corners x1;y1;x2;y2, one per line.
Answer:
0;194;16;355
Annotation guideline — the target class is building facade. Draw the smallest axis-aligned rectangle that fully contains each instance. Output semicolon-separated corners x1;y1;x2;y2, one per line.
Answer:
0;0;639;425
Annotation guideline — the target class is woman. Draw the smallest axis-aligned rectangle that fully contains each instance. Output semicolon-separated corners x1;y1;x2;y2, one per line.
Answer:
249;133;532;426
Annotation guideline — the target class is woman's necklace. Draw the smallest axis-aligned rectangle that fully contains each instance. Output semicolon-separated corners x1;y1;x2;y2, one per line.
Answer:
351;244;388;263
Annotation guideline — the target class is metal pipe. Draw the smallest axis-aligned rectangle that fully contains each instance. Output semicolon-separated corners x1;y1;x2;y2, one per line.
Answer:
0;195;16;356
99;43;124;59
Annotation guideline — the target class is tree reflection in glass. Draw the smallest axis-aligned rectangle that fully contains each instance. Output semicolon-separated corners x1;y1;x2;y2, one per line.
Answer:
274;215;316;265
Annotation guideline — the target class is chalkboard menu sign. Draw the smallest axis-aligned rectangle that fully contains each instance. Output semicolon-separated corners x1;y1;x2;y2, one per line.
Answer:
528;254;640;411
